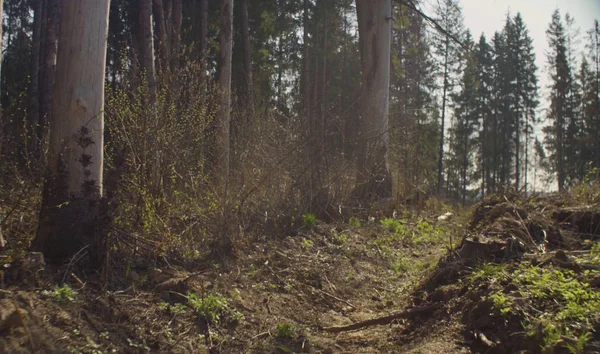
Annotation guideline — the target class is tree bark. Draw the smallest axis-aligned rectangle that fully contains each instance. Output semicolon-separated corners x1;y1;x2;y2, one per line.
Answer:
199;0;208;93
215;0;233;189
437;36;450;195
171;0;182;72
303;0;310;119
153;0;170;73
39;0;59;146
32;0;110;262
27;0;43;153
240;0;254;118
353;0;393;201
138;0;157;104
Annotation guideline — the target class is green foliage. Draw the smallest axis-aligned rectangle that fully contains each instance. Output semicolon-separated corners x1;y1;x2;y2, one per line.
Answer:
479;263;600;352
159;302;187;315
348;217;361;228
187;292;243;326
466;263;507;287
45;284;77;303
274;323;295;339
302;213;316;228
333;232;348;245
300;238;313;249
380;218;404;234
565;332;592;354
489;292;512;315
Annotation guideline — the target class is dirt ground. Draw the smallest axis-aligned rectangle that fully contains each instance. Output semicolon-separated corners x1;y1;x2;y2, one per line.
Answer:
1;192;599;353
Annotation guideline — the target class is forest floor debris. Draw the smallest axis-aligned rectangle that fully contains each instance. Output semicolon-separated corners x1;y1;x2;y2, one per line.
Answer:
1;189;599;353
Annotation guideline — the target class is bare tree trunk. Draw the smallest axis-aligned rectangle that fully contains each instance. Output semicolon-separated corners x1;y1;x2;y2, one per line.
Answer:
33;0;110;263
138;0;157;104
240;0;254;118
199;0;208;93
303;0;310;119
215;0;233;189
39;0;59;146
27;0;43;153
353;0;393;201
171;0;182;72
437;37;450;195
153;0;170;73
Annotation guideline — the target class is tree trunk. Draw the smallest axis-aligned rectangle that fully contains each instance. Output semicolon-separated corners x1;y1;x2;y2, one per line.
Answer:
240;0;254;118
199;0;208;93
138;0;156;104
153;0;170;73
32;0;110;263
171;0;182;72
215;0;233;189
39;0;59;146
437;37;450;195
27;0;43;153
303;0;310;119
353;0;393;201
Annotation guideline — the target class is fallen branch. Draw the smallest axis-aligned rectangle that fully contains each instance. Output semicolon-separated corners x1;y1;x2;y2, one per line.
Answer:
321;304;438;333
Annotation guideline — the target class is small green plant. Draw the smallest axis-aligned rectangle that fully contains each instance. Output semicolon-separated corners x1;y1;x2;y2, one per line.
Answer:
46;284;77;303
301;238;313;249
333;232;348;245
187;292;243;325
302;213;316;228
380;218;403;234
127;338;150;352
348;217;361;228
159;302;187;315
466;263;507;286
274;323;295;339
489;292;512;315
565;331;592;354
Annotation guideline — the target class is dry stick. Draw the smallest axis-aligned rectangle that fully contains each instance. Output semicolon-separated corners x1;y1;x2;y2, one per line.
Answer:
321;304;438;333
316;288;355;310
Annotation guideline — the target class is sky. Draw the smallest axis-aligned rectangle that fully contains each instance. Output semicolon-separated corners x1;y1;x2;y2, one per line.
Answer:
461;0;600;103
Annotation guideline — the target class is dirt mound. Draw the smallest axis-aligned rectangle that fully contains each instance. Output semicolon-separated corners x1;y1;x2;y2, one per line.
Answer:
401;194;600;354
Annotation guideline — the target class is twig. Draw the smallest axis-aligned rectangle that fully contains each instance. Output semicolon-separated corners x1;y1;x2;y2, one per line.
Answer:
321;304;438;333
313;286;355;309
62;245;89;283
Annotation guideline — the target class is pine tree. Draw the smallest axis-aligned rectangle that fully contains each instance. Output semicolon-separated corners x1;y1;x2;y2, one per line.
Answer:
543;9;576;191
431;0;465;195
474;33;493;197
505;13;538;191
448;31;478;203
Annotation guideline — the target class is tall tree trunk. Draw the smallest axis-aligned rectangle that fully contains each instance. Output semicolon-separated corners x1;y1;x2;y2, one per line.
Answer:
171;0;182;72
153;0;170;73
353;0;393;201
39;0;59;146
32;0;110;263
303;0;310;119
138;0;157;104
199;0;208;93
437;37;450;195
215;0;233;189
27;0;43;153
240;0;254;119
